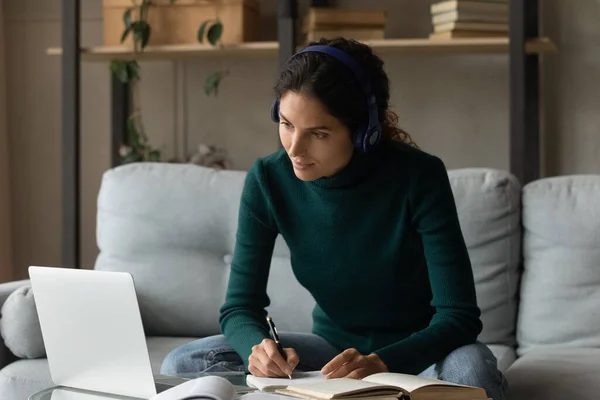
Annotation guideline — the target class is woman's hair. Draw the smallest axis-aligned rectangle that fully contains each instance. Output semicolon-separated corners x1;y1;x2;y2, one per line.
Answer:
273;37;417;148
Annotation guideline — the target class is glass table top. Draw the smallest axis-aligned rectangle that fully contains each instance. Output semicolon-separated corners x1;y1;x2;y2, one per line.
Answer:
29;371;250;400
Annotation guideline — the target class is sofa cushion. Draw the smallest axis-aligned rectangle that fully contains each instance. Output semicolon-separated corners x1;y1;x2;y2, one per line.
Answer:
264;255;315;333
0;285;45;359
448;169;522;347
486;344;516;373
0;358;53;400
505;348;600;400
222;251;315;334
95;163;309;338
0;279;35;368
518;175;600;356
95;163;248;337
0;336;195;399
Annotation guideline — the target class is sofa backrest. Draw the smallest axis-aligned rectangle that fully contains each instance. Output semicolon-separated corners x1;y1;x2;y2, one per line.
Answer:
448;169;522;347
94;163;315;337
95;163;522;346
517;175;600;356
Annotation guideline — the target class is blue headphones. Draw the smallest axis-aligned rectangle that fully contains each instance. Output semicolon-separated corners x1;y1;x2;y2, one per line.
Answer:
270;45;382;153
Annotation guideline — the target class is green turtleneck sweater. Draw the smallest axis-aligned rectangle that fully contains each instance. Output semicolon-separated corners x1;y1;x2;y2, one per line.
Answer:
218;141;482;375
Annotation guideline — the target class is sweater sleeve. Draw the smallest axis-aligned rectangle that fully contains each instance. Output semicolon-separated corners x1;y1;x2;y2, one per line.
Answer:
373;155;482;374
218;159;279;368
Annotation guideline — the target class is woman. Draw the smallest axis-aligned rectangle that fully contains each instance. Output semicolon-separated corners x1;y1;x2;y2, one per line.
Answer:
161;37;507;400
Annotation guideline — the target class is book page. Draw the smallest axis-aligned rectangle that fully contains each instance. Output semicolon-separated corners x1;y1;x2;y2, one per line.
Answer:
285;378;401;399
246;371;326;391
364;372;480;392
275;389;403;400
150;375;237;400
241;393;304;400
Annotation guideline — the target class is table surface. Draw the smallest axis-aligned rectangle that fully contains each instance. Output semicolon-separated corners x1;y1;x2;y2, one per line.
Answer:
29;371;249;400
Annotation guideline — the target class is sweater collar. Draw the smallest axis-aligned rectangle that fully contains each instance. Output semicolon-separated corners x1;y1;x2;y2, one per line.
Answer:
307;149;379;189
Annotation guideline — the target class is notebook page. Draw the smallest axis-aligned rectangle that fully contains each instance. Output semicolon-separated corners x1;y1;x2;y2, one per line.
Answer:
241;393;303;400
246;371;326;391
363;372;474;392
286;378;394;397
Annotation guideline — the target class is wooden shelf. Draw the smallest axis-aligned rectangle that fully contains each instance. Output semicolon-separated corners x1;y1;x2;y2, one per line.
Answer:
46;37;557;61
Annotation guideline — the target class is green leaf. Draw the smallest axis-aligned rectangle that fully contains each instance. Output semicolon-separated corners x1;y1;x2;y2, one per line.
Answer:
141;23;151;48
126;119;141;145
123;7;133;29
207;20;223;46
204;70;228;96
110;60;129;83
132;21;151;49
110;60;139;83
169;0;177;3
120;26;132;44
149;150;161;162
197;20;211;43
126;61;140;81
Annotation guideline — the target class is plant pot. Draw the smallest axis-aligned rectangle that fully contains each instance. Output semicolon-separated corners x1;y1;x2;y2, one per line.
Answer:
103;0;261;46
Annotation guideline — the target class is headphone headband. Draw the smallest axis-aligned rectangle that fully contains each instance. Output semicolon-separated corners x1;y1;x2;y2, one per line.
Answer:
271;44;382;153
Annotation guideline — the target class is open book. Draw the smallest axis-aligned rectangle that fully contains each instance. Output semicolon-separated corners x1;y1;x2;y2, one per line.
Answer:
150;375;267;400
272;372;489;400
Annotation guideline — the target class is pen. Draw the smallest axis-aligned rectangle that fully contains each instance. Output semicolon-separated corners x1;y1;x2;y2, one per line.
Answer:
266;316;292;379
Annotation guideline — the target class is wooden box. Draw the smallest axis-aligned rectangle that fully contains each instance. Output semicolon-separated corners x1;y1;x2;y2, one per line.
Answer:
103;0;261;46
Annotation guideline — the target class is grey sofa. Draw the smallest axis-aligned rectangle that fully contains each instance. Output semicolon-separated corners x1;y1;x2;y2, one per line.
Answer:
0;162;598;400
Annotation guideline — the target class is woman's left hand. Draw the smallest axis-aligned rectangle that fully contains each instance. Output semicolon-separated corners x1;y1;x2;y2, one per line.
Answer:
321;348;388;380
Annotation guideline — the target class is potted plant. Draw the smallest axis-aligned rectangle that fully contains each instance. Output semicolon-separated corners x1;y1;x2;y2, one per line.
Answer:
109;0;231;164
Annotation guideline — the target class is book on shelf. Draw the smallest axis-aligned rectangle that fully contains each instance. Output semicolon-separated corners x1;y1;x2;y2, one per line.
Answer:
303;7;387;31
302;7;387;42
432;10;507;25
247;371;490;400
429;30;507;39
430;0;508;15
429;0;508;39
433;21;509;34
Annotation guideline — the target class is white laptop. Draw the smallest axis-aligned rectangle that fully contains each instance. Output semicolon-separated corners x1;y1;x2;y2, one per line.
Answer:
28;266;188;399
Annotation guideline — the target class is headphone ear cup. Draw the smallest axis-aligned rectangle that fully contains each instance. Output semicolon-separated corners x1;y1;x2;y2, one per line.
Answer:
270;100;280;123
354;123;367;152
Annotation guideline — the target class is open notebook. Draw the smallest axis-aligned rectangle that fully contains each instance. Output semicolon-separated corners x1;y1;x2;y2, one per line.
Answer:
255;372;489;400
246;371;327;392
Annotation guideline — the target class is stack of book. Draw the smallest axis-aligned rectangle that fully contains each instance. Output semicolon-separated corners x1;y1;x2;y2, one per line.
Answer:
429;0;509;39
302;7;387;42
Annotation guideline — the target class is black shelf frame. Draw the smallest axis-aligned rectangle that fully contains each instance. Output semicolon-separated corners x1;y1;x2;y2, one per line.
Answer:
61;0;541;267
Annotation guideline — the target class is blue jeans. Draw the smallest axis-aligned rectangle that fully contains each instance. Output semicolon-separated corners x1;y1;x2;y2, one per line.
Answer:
160;333;507;400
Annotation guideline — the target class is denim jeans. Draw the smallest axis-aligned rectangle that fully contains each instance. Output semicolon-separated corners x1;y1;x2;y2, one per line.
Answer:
160;332;507;400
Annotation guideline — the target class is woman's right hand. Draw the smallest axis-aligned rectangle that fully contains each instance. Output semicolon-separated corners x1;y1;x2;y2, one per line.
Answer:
249;338;299;377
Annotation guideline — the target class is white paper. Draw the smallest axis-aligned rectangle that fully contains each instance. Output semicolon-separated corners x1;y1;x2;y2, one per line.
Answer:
246;371;326;391
150;375;237;400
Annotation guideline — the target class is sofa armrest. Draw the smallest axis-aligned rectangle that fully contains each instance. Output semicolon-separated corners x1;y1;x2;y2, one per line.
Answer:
0;279;31;369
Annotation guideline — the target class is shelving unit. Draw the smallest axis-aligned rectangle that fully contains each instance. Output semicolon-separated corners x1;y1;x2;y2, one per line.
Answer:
57;0;554;268
47;37;556;61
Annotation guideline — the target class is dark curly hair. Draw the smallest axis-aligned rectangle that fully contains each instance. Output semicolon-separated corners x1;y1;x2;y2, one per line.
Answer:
273;37;417;148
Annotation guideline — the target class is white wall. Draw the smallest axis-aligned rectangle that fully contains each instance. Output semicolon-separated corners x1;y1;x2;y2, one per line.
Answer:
3;0;599;279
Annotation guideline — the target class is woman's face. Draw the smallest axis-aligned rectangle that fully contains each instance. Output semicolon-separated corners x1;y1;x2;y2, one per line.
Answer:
278;91;354;181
